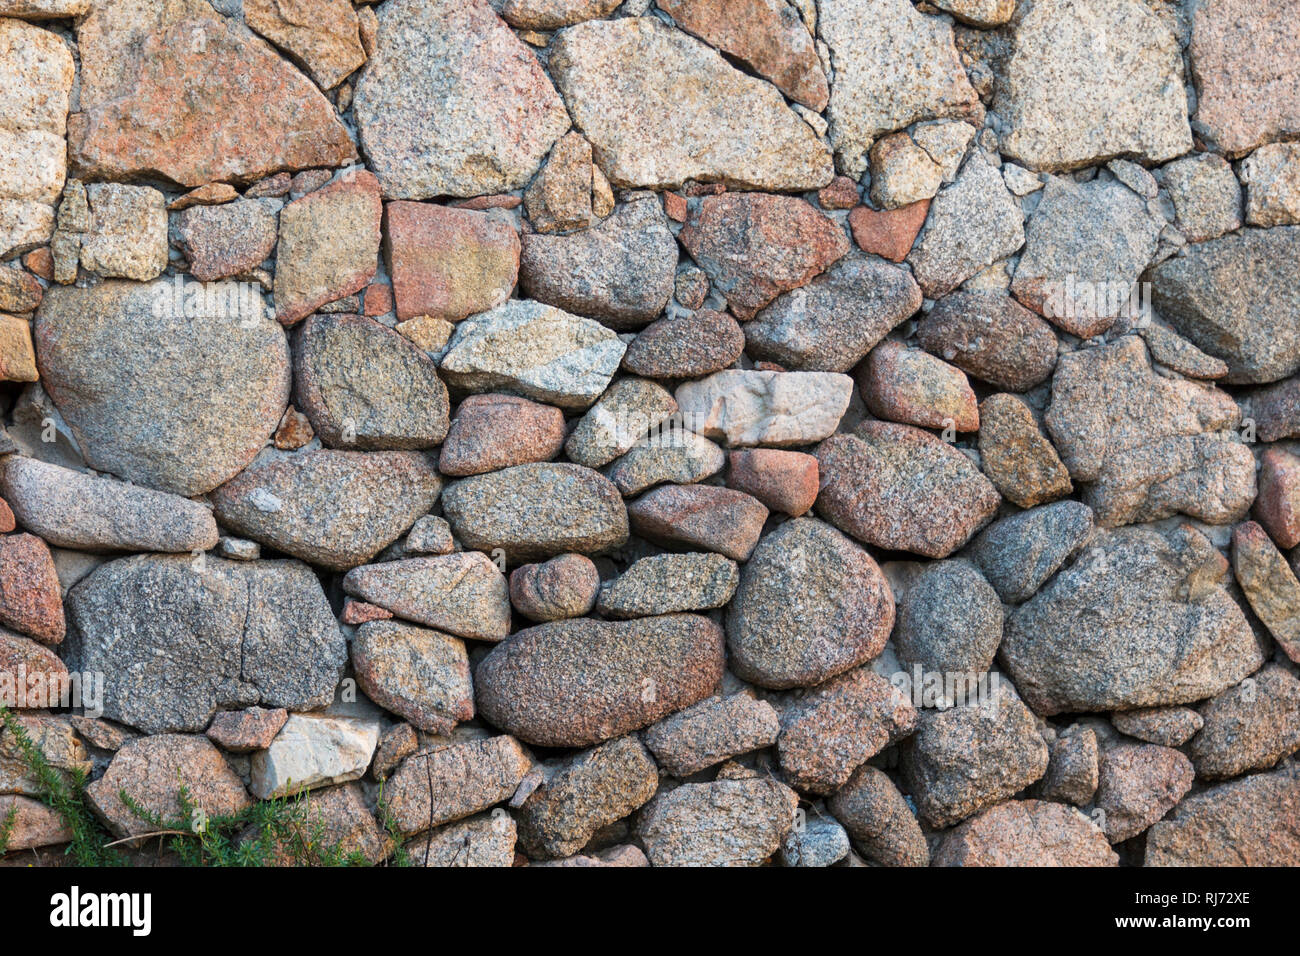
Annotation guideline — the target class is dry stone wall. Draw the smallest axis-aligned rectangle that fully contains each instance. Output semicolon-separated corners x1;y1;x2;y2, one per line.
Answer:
1;0;1300;867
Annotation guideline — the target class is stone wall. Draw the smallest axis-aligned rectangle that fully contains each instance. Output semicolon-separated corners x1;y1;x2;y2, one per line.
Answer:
1;0;1299;867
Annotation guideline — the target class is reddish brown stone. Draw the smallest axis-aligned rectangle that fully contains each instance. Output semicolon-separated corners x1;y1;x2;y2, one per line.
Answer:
627;484;769;561
384;202;520;323
510;553;600;622
815;421;1001;558
1190;0;1300;157
0;627;69;709
0;267;43;313
438;394;567;477
273;405;315;451
726;449;818;517
860;340;978;432
168;183;239;210
658;0;828;110
0;496;13;534
0;534;64;645
448;194;524;211
933;800;1117;867
245;172;292;199
205;707;289;753
363;282;393;317
0;795;73;852
341;599;394;626
22;249;53;281
1250;375;1300;443
679;193;849;319
68;6;355;187
621;309;745;379
818;175;860;210
290;168;334;197
274;170;383;325
663;191;689;222
848;200;930;263
1256;447;1300;550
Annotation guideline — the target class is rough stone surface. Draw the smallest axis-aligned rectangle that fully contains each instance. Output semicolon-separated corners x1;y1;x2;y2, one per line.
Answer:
658;0;827;111
994;0;1192;171
778;667;917;794
1256;448;1300;549
35;280;290;497
0;457;218;554
1232;520;1300;664
621;310;745;380
819;0;980;178
598;552;738;619
353;620;474;735
1001;524;1264;715
1094;743;1194;843
862;341;978;432
210;449;442;572
918;292;1057;392
1040;725;1099;806
405;812;517;867
1045;336;1255;528
549;17;832;192
675;370;853;447
627;484;768;562
384;201;520;324
1242;143;1300;227
1162;152;1243;243
605;431;726;497
353;0;569;199
827;764;929;867
517;735;659;859
967;500;1095;605
901;682;1049;828
725;449;818;517
520;197;677;330
343;553;509;641
386;735;531;836
176;199;278;282
501;554;596;624
294;313;449;450
745;255;921;373
894;559;1002;677
440;300;626;409
1189;665;1300;781
1112;707;1204;748
0;794;72;852
0;534;63;645
907;153;1024;298
77;183;169;282
1189;0;1300;158
475;614;725;748
932;800;1117;866
642;695;779;778
244;0;365;91
442;463;628;562
1151;228;1300;385
86;734;251;839
680;194;851;322
250;714;380;799
1011;176;1161;338
205;707;287;754
64;555;346;734
636;777;799;867
274;170;382;326
815;421;1001;558
565;377;678;469
1144;767;1300;866
727;518;894;689
69;0;355;186
977;393;1072;509
438;394;566;477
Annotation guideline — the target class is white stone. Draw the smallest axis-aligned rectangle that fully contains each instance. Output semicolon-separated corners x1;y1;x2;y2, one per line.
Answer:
675;369;853;447
250;714;380;799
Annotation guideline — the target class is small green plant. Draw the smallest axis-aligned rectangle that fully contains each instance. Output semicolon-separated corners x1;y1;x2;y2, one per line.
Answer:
0;704;406;867
0;804;18;857
0;705;121;865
